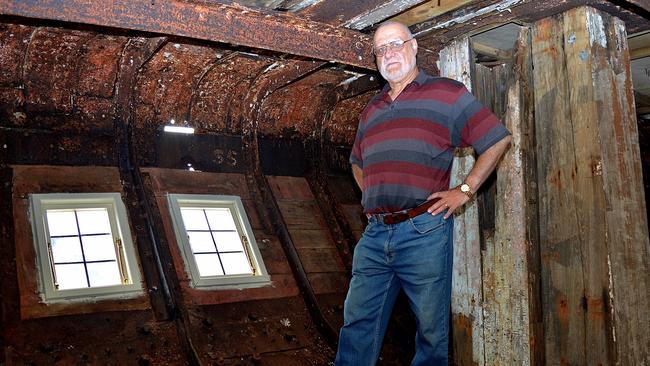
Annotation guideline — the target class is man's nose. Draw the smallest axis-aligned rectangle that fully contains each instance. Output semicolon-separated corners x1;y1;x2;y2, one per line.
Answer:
384;48;399;59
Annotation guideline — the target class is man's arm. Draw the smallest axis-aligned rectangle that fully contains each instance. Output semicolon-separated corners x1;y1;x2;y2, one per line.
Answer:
427;135;512;219
352;164;363;191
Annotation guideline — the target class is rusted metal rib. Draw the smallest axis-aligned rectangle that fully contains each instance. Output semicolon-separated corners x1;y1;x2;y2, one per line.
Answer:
0;0;376;69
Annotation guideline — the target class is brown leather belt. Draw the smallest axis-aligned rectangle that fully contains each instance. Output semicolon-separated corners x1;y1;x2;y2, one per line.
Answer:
369;197;441;225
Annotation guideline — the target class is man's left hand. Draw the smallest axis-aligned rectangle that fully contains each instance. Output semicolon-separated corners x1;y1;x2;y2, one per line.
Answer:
426;187;471;219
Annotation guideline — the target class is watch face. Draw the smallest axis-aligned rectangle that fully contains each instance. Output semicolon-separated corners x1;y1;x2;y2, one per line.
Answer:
461;184;470;193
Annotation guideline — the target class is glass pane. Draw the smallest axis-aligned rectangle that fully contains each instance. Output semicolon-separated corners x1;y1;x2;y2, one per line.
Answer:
46;210;79;236
180;208;209;230
77;209;112;235
82;234;117;261
213;231;244;252
51;236;83;263
54;263;88;289
194;253;224;277
188;231;217;253
87;261;122;287
221;252;253;275
205;208;237;231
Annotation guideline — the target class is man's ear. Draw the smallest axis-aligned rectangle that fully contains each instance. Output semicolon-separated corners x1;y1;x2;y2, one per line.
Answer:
411;38;418;53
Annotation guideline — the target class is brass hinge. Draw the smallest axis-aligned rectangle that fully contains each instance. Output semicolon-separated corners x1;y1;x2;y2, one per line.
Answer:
241;235;256;275
47;241;59;289
115;238;129;284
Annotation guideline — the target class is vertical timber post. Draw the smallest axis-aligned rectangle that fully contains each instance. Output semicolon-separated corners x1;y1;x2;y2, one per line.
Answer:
484;27;538;366
438;37;485;366
532;6;650;365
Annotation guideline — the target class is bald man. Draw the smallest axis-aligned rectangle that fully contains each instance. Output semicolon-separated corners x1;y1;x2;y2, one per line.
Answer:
335;21;511;365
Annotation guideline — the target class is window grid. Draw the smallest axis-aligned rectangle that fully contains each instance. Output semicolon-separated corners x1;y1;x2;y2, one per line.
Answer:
47;209;122;289
29;193;143;302
183;207;253;276
167;194;269;288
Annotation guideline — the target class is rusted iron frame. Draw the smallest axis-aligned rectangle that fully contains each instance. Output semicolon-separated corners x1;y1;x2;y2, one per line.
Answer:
114;36;202;365
184;50;238;124
114;36;171;320
303;74;381;263
241;60;341;348
303;89;355;271
0;0;376;69
412;0;650;52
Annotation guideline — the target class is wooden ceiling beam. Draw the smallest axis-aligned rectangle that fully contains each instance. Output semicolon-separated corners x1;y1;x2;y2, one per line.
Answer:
389;0;476;26
343;0;430;30
0;0;376;69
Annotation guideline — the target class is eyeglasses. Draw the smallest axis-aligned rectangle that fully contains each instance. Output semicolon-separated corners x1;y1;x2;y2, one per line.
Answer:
373;38;414;57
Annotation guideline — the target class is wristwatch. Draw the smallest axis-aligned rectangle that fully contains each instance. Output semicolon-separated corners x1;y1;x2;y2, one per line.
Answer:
459;183;473;199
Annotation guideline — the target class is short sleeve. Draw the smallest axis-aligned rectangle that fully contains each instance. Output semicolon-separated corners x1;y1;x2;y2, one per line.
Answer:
451;86;511;155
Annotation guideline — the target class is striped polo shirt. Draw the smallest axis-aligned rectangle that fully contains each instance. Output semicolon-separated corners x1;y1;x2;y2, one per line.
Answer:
350;70;510;214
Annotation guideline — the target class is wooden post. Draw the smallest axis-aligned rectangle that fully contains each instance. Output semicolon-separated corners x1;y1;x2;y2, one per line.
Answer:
532;6;650;365
481;27;539;366
439;36;486;366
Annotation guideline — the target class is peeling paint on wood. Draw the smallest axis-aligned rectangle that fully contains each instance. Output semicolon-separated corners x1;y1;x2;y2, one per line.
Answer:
344;0;428;30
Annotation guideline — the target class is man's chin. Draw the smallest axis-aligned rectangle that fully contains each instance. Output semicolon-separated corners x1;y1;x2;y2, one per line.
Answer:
381;70;406;82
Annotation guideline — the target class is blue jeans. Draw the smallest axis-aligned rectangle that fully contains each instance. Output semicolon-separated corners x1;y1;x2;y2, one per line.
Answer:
335;212;453;366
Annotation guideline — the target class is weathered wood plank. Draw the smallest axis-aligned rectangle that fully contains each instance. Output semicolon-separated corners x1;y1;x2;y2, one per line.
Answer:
267;175;315;200
276;200;327;229
482;27;537;365
288;229;336;249
532;12;587;364
142;168;252;199
308;272;350;294
589;8;650;364
562;7;612;364
295;247;345;273
439;36;485;366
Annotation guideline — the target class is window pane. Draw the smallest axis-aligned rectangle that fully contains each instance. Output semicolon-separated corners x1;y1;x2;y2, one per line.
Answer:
221;252;253;275
180;208;209;230
51;236;83;263
46;210;79;236
77;209;112;235
194;253;224;277
205;208;237;231
82;234;117;261
213;231;245;252
188;231;216;253
87;262;122;287
55;264;88;289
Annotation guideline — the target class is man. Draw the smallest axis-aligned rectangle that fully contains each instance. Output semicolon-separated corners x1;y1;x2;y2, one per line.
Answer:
335;21;512;365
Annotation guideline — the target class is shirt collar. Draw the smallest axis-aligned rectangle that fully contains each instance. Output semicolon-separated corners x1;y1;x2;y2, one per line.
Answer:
377;69;429;102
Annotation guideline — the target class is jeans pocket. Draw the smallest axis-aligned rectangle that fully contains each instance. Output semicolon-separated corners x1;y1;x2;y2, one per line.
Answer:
409;213;445;235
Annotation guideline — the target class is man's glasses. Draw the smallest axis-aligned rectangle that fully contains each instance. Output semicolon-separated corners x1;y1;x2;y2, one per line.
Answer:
373;38;414;57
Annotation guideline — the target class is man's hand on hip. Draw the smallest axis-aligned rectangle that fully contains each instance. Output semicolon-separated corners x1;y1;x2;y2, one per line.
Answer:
426;187;471;220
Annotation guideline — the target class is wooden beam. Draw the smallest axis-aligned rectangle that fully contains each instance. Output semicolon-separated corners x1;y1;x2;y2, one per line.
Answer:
472;40;514;60
342;0;430;30
0;0;376;69
389;0;475;26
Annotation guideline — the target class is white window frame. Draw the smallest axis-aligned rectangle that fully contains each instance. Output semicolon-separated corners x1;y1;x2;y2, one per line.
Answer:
29;193;143;302
167;194;270;289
